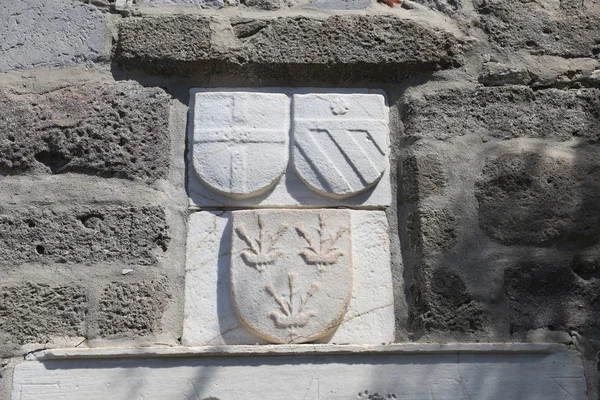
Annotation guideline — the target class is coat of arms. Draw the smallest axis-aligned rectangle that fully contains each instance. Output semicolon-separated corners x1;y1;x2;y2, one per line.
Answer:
230;210;353;343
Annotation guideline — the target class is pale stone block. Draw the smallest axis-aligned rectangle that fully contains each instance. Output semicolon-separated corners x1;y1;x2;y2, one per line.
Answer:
182;210;394;346
231;210;353;344
192;92;290;199
12;344;588;400
187;89;391;208
292;93;389;199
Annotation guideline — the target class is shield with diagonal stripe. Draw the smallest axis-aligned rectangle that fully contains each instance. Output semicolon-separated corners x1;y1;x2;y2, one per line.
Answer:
192;92;290;199
292;93;389;199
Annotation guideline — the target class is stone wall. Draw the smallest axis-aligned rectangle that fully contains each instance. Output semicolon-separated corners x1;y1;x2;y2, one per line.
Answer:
0;0;599;398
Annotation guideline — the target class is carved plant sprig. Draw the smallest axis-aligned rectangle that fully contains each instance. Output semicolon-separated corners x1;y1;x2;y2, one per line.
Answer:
236;215;288;272
266;272;319;328
296;214;348;272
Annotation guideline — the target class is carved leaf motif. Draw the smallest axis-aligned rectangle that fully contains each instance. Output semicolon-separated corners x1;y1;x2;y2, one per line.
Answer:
235;215;288;271
296;214;348;272
266;273;319;328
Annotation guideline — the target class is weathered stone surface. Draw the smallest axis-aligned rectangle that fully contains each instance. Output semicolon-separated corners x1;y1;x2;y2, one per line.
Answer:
412;266;485;335
0;283;86;344
400;153;447;202
183;210;394;346
403;86;600;142
0;206;169;266
116;15;463;82
231;210;352;343
478;62;532;86
98;280;170;336
188;89;392;207
412;0;460;13
307;0;370;10
12;345;588;400
407;207;458;255
140;0;224;6
192;92;290;199
293;93;389;199
505;260;600;335
0;0;106;71
476;0;600;58
476;146;600;246
0;82;170;180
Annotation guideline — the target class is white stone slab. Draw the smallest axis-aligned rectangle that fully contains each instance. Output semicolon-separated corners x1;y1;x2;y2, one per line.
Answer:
231;210;353;344
187;88;391;208
12;344;588;400
182;210;393;346
293;93;389;199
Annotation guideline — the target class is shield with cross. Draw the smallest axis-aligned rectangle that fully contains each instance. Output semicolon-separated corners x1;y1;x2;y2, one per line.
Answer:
292;93;389;199
192;92;290;199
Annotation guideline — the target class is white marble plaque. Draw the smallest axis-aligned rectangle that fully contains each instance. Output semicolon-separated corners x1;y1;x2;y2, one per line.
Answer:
293;93;389;198
231;210;353;344
192;92;289;199
187;88;391;208
182;210;394;346
12;344;588;400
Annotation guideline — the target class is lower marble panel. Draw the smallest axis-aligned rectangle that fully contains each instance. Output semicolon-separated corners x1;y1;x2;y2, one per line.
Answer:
12;344;587;399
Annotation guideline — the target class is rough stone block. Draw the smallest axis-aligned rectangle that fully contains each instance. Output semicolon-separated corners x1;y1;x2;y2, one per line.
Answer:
0;283;86;344
182;210;394;345
116;15;463;82
476;145;600;246
0;206;169;266
188;89;392;207
407;207;458;256
0;82;170;180
11;345;588;400
476;0;600;58
505;259;600;335
402;86;600;142
0;0;106;71
400;153;447;203
98;280;170;337
140;0;224;6
412;0;460;13
306;0;371;10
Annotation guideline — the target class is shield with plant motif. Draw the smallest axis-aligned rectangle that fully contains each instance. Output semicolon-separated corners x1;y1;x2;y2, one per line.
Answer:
230;209;353;343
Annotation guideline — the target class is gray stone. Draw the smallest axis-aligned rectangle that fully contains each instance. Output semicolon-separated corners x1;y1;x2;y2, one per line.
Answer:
407;207;458;255
0;283;86;344
411;0;460;13
140;0;225;6
476;0;600;58
0;0;106;71
504;259;600;336
115;15;463;82
0;81;170;180
476;147;600;246
306;0;370;10
402;86;600;142
479;63;532;86
0;206;169;266
98;280;170;336
243;0;284;10
411;265;485;335
400;153;447;203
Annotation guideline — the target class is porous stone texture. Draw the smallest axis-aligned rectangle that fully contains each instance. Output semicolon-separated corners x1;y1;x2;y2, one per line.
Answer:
402;86;600;142
306;0;371;10
0;283;86;344
183;210;394;346
188;89;392;207
400;153;447;202
116;15;463;82
0;0;106;71
231;210;352;344
0;206;169;266
476;0;600;58
192;92;290;199
412;0;460;13
293;93;389;199
476;147;600;246
98;280;170;337
0;82;170;180
140;0;224;6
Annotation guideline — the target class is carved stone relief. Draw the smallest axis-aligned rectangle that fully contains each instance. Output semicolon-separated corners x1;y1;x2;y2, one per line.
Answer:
191;92;290;199
188;89;391;207
230;209;353;344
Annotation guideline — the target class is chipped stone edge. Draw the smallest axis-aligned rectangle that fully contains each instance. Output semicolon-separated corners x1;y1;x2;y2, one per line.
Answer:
28;343;574;361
